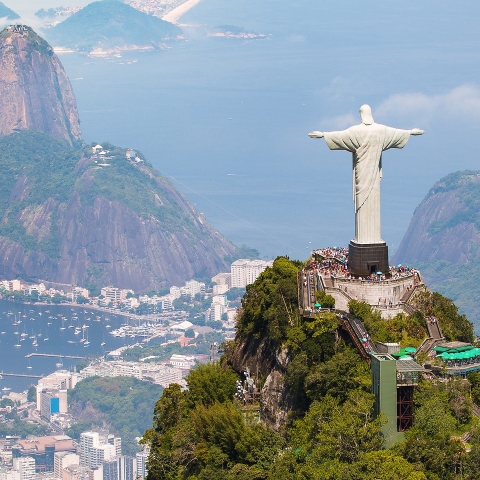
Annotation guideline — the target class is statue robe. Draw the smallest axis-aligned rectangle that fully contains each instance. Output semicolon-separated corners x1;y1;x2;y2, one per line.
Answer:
324;123;411;244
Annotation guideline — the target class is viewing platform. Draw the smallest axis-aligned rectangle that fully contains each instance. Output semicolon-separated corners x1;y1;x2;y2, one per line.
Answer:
299;247;426;319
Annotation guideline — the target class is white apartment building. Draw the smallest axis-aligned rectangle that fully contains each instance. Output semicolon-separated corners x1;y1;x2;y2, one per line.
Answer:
169;286;181;299
230;259;273;288
212;295;227;306
213;284;229;295
54;452;79;479
71;287;89;302
211;272;232;288
184;280;205;297
1;280;21;292
135;449;148;480
210;303;226;322
12;458;35;480
36;371;79;413
100;287;132;304
169;355;196;369
27;283;46;296
79;432;120;469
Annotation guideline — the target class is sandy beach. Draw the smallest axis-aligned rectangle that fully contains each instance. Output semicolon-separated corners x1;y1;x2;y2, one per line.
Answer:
162;0;203;24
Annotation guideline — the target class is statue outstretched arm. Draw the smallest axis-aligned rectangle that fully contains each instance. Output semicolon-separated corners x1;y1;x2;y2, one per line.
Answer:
308;131;324;138
410;128;424;136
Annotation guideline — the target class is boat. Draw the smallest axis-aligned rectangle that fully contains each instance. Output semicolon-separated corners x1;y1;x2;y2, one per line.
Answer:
74;328;81;335
84;341;90;347
106;325;111;328
14;344;21;348
101;342;106;346
2;387;11;391
0;332;5;335
68;340;76;344
44;338;49;341
55;362;63;367
13;332;19;335
27;366;32;369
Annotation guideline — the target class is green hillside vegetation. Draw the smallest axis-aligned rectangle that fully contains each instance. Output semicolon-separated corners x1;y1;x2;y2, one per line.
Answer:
0;131;82;259
0;131;211;260
143;257;479;478
396;171;480;328
0;2;19;20
45;0;181;51
67;376;163;455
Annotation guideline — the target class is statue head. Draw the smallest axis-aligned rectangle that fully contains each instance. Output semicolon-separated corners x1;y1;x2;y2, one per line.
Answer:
359;104;374;125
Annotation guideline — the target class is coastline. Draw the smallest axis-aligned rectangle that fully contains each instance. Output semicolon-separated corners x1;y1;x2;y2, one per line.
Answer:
162;0;203;24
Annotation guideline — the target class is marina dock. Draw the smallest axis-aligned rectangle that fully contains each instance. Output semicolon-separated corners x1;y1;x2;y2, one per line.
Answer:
24;353;85;359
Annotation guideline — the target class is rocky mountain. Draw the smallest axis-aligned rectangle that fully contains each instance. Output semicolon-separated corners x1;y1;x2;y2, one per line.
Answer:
45;0;181;53
394;171;480;264
394;171;480;326
0;25;81;146
0;2;19;20
0;131;236;292
0;26;236;292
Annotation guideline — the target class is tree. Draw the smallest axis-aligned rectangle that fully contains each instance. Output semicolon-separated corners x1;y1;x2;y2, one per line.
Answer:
341;450;427;479
76;295;89;304
184;328;195;338
305;348;371;403
186;362;237;407
290;390;384;465
27;386;36;403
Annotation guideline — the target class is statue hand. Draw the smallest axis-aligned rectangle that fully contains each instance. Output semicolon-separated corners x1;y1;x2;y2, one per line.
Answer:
410;128;424;135
308;131;324;138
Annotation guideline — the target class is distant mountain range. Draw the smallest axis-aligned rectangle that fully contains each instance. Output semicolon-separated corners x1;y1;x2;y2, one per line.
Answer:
0;2;19;20
394;171;480;327
45;0;181;52
0;25;237;292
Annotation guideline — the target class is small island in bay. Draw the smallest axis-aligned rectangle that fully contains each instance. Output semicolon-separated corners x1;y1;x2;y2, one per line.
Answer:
209;24;267;40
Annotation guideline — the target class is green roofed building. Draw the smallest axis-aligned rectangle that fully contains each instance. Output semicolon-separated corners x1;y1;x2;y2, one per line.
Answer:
371;353;424;447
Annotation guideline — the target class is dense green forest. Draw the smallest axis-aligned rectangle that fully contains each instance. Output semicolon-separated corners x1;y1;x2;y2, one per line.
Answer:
67;376;163;456
143;257;480;479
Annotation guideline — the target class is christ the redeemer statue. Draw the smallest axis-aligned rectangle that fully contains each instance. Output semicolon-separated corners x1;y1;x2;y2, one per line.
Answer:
309;105;424;245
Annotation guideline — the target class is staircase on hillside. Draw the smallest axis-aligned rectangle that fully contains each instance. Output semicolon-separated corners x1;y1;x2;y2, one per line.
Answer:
416;316;445;355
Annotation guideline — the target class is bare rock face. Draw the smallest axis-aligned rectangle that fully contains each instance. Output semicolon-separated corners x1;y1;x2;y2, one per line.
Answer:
394;171;480;265
0;25;81;146
227;334;294;431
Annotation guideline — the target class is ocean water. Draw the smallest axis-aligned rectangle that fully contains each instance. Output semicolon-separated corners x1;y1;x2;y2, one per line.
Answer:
55;0;480;261
0;302;141;392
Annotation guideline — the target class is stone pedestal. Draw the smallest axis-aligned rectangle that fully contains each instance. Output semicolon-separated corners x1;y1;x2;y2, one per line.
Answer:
348;240;389;277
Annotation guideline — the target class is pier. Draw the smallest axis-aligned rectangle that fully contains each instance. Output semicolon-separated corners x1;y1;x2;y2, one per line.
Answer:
24;353;85;359
0;372;42;378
